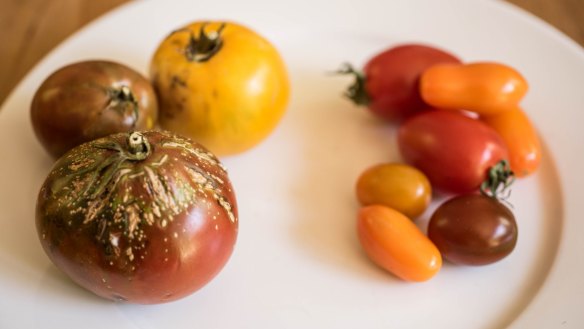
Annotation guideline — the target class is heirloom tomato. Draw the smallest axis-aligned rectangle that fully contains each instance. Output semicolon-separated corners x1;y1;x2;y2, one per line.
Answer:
420;62;528;115
398;110;509;194
482;106;542;177
339;44;461;121
31;60;158;158
355;163;431;218
150;21;290;156
357;205;442;282
428;194;518;266
36;131;238;304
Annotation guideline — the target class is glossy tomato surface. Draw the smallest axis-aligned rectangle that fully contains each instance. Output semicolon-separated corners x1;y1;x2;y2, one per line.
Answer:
355;163;431;218
150;21;290;156
357;205;442;282
398;110;509;194
354;44;461;121
428;194;517;265
36;130;238;304
31;60;158;158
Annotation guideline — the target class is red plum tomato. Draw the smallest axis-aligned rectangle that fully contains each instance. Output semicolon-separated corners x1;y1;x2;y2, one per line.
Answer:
341;44;461;121
397;110;509;194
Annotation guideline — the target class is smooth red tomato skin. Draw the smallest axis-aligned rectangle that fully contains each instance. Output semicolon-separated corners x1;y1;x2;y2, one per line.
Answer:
428;194;518;265
357;205;442;282
398;110;509;194
482;107;542;177
363;44;461;121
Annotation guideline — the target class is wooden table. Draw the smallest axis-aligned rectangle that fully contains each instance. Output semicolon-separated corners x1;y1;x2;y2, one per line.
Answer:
1;0;583;106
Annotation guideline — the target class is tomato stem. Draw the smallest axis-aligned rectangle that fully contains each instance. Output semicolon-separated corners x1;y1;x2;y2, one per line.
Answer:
107;85;139;127
127;132;151;160
480;160;515;200
336;63;370;106
185;23;226;62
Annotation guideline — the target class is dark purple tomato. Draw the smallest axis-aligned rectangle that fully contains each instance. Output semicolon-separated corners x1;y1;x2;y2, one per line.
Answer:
427;194;517;266
36;130;238;304
341;44;461;121
31;60;158;158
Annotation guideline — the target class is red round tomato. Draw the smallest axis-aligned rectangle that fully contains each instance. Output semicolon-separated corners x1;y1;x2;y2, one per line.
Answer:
428;194;518;265
340;44;461;121
397;110;509;194
35;131;238;304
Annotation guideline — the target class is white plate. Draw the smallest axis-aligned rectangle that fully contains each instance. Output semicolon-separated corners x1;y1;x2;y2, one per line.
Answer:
1;0;583;328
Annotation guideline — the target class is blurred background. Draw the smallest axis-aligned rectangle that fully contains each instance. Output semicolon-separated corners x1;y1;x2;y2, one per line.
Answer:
1;0;583;106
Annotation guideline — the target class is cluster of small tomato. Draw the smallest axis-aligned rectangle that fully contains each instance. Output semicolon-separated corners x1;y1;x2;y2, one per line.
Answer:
340;43;541;282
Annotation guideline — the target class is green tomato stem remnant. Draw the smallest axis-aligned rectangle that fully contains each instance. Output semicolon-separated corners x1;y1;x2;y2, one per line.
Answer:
336;63;370;106
183;22;226;62
480;159;515;200
107;85;139;127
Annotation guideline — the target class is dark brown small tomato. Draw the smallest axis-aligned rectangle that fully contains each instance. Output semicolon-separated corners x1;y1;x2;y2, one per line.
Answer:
31;60;158;158
428;194;517;266
35;130;238;304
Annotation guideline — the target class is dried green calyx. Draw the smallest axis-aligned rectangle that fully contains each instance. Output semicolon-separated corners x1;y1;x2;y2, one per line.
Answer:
336;63;370;106
480;160;515;200
184;23;226;62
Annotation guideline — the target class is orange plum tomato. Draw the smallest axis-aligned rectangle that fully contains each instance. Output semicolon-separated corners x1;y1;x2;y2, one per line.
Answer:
482;106;542;177
356;163;431;218
339;44;461;121
357;205;442;282
150;21;290;156
35;131;238;304
420;62;528;115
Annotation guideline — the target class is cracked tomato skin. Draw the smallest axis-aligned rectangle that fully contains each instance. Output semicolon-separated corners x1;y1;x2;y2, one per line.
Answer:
35;130;238;304
150;21;290;156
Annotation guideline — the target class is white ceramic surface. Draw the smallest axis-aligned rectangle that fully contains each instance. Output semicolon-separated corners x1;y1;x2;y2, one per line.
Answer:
1;0;583;328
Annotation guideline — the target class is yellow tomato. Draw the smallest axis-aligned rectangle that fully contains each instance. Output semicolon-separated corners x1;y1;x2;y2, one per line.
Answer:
150;21;290;156
356;163;432;218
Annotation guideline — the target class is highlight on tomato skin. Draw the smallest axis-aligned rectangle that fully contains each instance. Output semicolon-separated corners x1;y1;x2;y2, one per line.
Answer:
357;205;442;282
419;62;528;116
481;106;542;177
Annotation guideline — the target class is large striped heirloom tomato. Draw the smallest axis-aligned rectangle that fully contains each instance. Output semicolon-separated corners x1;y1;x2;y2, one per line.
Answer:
35;131;238;304
150;21;290;156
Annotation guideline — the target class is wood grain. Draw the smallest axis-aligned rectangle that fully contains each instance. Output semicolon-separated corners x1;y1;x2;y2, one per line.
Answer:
1;0;583;106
